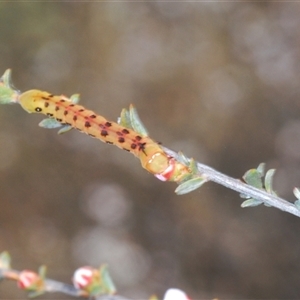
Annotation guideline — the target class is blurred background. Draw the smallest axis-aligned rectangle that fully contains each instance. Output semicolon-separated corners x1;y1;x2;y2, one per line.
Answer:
1;2;300;299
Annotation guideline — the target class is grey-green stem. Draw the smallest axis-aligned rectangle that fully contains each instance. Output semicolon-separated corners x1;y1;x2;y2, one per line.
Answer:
163;147;300;218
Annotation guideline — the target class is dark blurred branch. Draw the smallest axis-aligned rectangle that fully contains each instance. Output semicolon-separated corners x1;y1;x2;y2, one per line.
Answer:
95;297;132;300
163;147;300;218
0;268;132;300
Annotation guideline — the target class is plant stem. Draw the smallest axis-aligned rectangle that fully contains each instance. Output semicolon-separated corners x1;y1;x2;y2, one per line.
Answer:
163;147;300;218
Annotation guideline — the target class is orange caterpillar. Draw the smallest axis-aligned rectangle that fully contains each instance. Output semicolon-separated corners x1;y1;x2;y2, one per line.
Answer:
18;90;196;186
0;68;207;194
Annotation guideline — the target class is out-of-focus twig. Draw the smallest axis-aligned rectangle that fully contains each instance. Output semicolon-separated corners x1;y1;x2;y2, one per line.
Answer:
0;267;132;300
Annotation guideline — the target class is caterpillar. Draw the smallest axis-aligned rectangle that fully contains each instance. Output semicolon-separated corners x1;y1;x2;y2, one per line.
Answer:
18;90;196;183
0;69;207;194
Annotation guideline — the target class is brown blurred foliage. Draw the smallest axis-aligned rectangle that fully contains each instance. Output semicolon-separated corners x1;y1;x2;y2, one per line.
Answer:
1;2;300;299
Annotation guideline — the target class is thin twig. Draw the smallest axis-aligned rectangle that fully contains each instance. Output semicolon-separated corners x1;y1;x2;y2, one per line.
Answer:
163;147;300;218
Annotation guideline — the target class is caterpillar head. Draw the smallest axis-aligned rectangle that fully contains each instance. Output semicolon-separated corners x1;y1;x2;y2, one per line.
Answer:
18;89;50;113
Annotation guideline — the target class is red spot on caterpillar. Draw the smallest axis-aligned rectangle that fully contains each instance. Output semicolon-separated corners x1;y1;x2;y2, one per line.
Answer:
79;109;84;112
55;106;59;111
138;142;146;151
122;129;130;134
105;122;112;127
90;114;96;118
131;143;137;149
118;137;125;143
101;130;108;137
64;110;68;116
135;136;142;141
85;121;91;128
116;131;123;136
73;116;77;121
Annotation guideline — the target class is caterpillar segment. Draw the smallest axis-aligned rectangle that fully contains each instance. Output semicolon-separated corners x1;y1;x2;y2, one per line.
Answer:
17;89;200;188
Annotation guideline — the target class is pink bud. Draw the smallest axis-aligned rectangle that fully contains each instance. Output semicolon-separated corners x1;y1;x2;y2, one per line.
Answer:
18;270;40;290
73;266;95;289
163;288;190;300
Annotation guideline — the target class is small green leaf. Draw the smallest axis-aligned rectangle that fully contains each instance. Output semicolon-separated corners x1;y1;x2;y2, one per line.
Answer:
39;118;62;129
100;265;116;295
38;265;47;279
188;158;198;174
0;251;11;269
240;193;250;199
0;69;19;104
1;69;12;87
28;290;45;298
265;169;276;194
118;105;149;136
128;104;148;137
241;198;263;208
256;163;265;177
175;176;208;195
118;108;133;130
293;187;300;200
243;169;263;189
294;188;300;210
176;152;190;165
58;125;72;134
295;199;300;210
70;94;80;104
